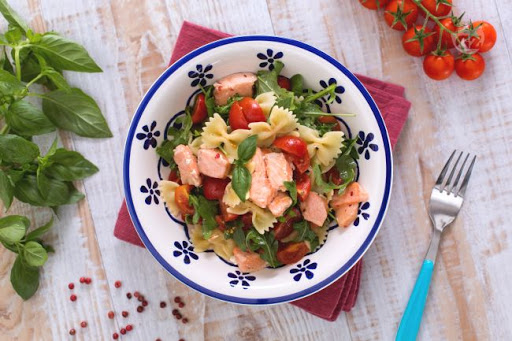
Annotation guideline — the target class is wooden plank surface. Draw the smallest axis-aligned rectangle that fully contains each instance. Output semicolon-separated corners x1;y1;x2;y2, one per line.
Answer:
1;0;511;340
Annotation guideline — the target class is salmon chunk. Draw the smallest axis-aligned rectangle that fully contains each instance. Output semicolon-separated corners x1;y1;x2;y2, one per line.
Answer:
300;192;328;227
331;182;369;208
268;192;293;217
264;152;293;191
213;72;257;105
249;148;276;208
173;145;201;186
233;247;267;273
197;148;231;179
335;203;359;228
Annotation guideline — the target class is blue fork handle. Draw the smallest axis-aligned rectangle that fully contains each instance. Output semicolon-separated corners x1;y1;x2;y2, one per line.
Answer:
396;259;435;341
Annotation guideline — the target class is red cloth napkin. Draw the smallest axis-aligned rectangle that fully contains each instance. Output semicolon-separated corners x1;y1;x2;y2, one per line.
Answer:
114;21;410;321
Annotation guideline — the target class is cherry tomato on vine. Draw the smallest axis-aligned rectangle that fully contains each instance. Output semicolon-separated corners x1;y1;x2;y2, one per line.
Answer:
420;0;452;17
191;93;208;124
359;0;389;10
464;21;497;53
402;25;436;57
423;50;455;80
277;76;292;91
434;17;461;49
229;97;265;130
455;53;485;80
384;0;419;31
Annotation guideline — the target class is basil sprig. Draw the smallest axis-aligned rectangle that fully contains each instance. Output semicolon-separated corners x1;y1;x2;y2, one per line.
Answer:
0;1;111;300
231;135;258;201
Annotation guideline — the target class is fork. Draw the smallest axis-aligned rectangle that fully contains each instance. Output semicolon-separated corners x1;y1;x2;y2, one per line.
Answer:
396;150;476;341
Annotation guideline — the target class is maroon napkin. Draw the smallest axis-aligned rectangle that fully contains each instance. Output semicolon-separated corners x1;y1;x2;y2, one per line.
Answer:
114;21;410;321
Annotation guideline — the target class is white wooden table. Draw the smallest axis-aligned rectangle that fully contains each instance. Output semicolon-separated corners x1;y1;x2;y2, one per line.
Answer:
1;1;511;340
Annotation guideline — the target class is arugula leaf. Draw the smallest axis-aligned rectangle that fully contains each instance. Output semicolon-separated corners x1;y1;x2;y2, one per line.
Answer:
214;94;243;120
237;135;257;163
284;181;297;206
0;0;29;34
231;165;251;202
0;134;40;164
246;229;279;267
6;100;56;136
10;255;39;300
0;169;13;209
293;220;319;251
25;217;53;242
224;220;247;251
0;215;29;244
255;60;285;96
290;74;304;96
23;241;48;267
188;194;218;239
43;148;99;181
156;113;193;167
202;86;216;117
312;164;346;194
31;33;102;72
42;88;112;138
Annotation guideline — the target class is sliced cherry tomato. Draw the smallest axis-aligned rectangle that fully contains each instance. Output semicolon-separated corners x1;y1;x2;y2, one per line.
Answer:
384;0;418;31
290;154;310;174
273;207;302;240
215;215;226;231
174;185;194;215
465;21;497;53
359;0;389;10
277;76;291;91
423;50;455;80
434;17;460;49
167;169;180;183
203;177;230;201
229;101;249;130
191;93;208;124
229;97;265;130
273;136;308;157
317;116;341;131
277;242;310;265
420;0;452;17
296;172;312;201
324;167;343;186
402;25;435;57
241;213;253;230
455;53;485;81
220;201;238;222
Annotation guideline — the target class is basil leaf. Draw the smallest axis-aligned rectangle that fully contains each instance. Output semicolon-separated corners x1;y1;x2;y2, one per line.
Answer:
237;135;258;163
42;88;112;138
44;148;98;181
0;69;25;102
30;33;102;72
14;174;71;207
0;134;40;164
23;241;48;267
290;74;303;96
2;240;17;253
6;100;56;136
25;217;53;242
284;181;297;206
0;169;13;209
41;67;70;91
1;48;14;74
0;0;30;34
231;165;251;202
66;183;85;204
36;166;51;194
10;255;40;300
0;215;29;243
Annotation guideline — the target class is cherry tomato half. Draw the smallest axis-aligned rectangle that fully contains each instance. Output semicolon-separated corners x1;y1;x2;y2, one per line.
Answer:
384;0;418;31
229;97;265;130
220;201;238;222
324;167;343;186
191;93;208;124
359;0;389;10
420;0;452;17
423;50;455;80
167;169;180;183
455;53;485;81
175;185;194;215
273;207;302;240
277;76;292;91
203;177;230;201
277;242;310;265
296;172;312;201
273;136;308;158
402;25;435;57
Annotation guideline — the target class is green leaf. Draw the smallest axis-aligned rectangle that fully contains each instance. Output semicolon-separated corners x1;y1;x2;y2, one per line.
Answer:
42;88;112;138
0;69;25;101
283;181;297;206
0;134;40;164
2;240;17;252
312;164;346;194
156;113;193;167
6;100;56;136
245;229;279;267
290;74;304;96
203;86;216;117
36;166;50;194
232;225;247;252
30;33;102;72
14;174;71;207
4;26;22;44
23;241;48;267
25;217;53;241
0;169;14;209
0;0;30;33
65;183;85;204
10;255;40;300
41;67;70;91
0;215;29;243
1;48;14;74
293;220;319;251
44;148;98;181
255;60;286;96
188;194;218;239
156;139;175;165
237;135;257;163
231;165;251;202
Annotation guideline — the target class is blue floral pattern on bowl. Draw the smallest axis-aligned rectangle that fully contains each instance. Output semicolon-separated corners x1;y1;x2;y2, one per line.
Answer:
140;178;160;205
290;259;317;282
354;202;370;227
136;121;160;150
357;131;379;160
228;270;256;289
188;64;213;87
257;49;283;70
173;241;199;264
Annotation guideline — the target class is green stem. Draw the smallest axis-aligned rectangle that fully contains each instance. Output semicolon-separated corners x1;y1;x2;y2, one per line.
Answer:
303;112;356;117
26;73;44;88
0;124;9;135
14;47;21;81
26;92;46;99
304;84;337;103
413;0;457;36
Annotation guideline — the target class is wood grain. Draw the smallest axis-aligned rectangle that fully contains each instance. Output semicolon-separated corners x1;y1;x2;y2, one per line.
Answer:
1;0;511;340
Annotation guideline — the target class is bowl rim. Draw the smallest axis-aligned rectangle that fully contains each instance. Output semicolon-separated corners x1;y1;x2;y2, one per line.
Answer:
123;35;393;305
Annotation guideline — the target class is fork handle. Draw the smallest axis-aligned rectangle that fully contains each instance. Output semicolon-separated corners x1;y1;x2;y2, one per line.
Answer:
395;259;434;341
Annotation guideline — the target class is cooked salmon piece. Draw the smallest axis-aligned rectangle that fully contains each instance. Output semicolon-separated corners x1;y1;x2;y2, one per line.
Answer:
268;192;293;217
300;192;328;227
264;152;293;191
233;247;267;273
213;72;257;105
331;182;369;208
335;203;359;228
249;148;276;208
173;145;201;186
197;148;231;179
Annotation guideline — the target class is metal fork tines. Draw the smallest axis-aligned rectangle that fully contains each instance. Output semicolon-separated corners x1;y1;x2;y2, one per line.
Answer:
434;150;476;198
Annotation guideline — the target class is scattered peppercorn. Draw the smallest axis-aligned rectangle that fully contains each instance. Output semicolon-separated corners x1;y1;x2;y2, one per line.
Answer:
179;302;185;308
138;296;144;302
179;338;185;341
156;339;162;341
176;313;182;320
142;300;148;307
114;280;122;288
172;309;179;316
160;301;167;308
69;328;76;336
85;277;92;284
174;296;181;303
137;306;144;313
126;324;133;332
80;321;87;328
79;277;86;284
126;292;132;299
112;332;119;339
182;318;189;324
120;328;126;335
108;311;115;319
134;291;140;298
68;283;74;290
122;311;129;318
70;294;77;302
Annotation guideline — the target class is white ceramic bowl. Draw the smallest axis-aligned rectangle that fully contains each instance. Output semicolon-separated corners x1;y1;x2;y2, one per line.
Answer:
124;36;392;305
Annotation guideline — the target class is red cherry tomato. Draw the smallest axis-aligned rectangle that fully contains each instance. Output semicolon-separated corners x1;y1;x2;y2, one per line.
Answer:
277;242;310;265
384;0;419;31
296;172;312;201
228;101;249;130
455;53;485;81
241;213;253;230
203;177;230;201
273;208;302;241
167;169;180;183
229;97;265;130
191;93;208;124
359;0;389;10
289;154;310;174
402;25;435;57
277;76;292;91
215;215;226;231
220;201;238;222
324;167;343;186
273;136;308;158
465;21;497;53
423;50;455;80
420;0;452;17
434;17;460;49
174;185;194;215
317;116;341;130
